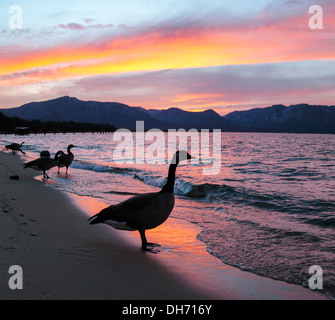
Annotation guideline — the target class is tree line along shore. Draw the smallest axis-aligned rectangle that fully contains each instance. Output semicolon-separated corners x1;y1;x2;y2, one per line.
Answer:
0;112;117;135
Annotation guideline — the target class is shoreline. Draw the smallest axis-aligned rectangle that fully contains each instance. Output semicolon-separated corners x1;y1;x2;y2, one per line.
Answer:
0;151;328;300
72;195;329;300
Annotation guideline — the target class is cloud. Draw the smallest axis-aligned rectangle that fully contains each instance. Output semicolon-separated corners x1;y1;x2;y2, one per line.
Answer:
72;60;335;113
2;1;335;79
56;22;114;31
84;18;96;24
58;23;85;30
3;60;333;112
1;0;335;111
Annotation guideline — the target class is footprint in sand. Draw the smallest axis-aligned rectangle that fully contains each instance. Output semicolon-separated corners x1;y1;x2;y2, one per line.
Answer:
2;202;12;213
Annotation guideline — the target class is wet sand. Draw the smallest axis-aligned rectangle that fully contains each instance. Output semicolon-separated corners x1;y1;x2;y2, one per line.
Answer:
0;151;327;300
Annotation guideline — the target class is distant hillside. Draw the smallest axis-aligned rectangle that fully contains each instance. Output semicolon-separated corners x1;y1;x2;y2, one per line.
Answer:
225;104;335;133
144;107;236;130
1;96;234;131
1;96;166;131
1;96;334;133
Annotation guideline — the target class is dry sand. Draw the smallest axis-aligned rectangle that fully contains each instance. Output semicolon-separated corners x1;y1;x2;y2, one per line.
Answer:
0;151;327;300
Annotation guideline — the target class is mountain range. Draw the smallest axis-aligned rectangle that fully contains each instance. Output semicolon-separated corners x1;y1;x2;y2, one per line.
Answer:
1;96;334;133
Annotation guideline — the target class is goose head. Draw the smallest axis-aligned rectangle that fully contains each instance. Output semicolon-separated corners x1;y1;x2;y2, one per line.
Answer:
67;144;76;151
40;150;51;158
172;150;195;164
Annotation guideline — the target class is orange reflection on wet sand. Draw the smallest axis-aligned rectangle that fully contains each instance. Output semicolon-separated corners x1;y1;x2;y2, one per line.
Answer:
69;193;210;257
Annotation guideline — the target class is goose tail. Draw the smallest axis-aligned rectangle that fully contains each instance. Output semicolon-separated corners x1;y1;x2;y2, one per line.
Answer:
87;214;100;224
23;162;30;169
88;206;116;225
24;159;36;168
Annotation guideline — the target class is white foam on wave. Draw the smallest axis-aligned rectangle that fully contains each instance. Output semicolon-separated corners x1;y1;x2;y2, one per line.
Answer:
71;161;110;172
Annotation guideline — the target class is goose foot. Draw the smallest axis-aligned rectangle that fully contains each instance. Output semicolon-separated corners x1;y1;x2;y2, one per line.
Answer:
43;172;50;179
139;230;161;254
147;242;161;248
141;246;160;254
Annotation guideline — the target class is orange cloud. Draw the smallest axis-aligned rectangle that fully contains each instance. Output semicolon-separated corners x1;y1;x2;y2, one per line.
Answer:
62;25;335;78
1;3;335;112
2;12;335;86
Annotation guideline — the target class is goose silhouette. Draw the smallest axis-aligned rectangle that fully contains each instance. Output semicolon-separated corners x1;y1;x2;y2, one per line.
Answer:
24;151;65;179
57;144;76;175
88;150;194;253
5;142;25;154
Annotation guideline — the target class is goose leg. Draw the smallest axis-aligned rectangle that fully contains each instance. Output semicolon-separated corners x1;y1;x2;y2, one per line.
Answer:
43;171;50;179
139;230;160;253
139;229;148;250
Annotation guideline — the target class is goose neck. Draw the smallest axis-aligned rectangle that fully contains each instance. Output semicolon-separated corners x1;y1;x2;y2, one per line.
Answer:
160;162;178;193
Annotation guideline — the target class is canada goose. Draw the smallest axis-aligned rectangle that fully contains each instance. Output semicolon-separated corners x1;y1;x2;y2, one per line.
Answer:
5;142;25;154
24;151;65;179
57;144;76;175
88;150;195;253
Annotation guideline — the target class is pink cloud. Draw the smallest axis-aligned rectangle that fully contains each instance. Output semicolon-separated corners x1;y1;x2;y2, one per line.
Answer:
1;0;335;111
58;23;85;30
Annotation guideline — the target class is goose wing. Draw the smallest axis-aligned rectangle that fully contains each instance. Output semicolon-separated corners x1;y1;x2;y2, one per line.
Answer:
88;192;174;230
88;193;158;227
58;153;74;166
6;143;16;149
24;158;56;170
24;158;44;170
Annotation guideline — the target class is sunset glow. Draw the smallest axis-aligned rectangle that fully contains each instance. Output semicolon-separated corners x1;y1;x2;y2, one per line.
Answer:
0;0;335;113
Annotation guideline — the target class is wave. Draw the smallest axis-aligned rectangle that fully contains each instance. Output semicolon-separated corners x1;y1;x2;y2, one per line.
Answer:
305;217;335;229
278;167;321;178
103;190;140;196
132;172;335;216
70;159;335;218
71;160;140;175
133;173;167;189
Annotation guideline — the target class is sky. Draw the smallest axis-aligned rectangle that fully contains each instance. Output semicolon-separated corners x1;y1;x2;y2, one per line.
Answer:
0;0;334;114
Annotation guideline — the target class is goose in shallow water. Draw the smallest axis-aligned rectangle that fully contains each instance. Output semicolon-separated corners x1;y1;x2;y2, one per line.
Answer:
88;150;194;253
5;142;25;154
24;151;65;179
57;144;76;175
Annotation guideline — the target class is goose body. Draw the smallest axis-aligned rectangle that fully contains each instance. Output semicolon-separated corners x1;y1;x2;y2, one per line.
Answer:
92;192;175;231
57;144;76;174
88;150;194;252
24;151;64;179
5;142;25;154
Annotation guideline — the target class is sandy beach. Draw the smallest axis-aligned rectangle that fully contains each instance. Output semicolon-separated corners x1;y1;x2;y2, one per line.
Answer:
0;151;327;300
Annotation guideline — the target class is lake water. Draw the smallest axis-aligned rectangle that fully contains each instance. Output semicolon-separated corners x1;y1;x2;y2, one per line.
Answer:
2;132;335;298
